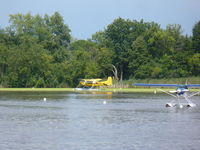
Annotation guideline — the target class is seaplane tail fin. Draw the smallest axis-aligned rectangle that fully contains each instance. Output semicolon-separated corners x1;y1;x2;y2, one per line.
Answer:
106;76;113;86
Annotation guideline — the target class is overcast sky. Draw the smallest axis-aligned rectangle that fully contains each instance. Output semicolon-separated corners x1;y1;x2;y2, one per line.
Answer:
1;0;200;39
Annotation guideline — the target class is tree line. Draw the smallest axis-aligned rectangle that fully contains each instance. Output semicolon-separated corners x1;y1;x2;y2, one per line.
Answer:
0;12;199;87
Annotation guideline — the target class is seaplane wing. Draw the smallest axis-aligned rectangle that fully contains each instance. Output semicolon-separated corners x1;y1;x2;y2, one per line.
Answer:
134;83;200;88
186;84;200;87
133;83;180;87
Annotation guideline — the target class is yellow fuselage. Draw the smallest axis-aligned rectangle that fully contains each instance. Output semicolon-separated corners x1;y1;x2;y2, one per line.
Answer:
80;77;112;87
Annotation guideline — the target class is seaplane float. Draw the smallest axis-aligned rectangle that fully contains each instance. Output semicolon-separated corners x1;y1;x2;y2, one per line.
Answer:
133;83;200;108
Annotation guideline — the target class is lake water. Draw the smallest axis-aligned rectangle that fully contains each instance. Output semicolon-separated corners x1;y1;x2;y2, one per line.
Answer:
0;91;200;150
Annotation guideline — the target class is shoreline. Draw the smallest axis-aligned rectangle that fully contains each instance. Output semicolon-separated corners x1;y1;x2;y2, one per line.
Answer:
0;88;74;92
0;88;199;93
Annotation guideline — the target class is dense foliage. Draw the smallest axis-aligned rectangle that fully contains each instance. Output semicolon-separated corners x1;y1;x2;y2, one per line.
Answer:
0;12;199;87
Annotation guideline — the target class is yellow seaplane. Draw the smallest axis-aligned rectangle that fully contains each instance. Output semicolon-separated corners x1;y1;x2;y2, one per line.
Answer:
75;76;112;90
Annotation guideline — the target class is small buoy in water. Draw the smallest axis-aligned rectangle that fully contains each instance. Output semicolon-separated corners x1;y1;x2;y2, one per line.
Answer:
103;101;107;104
43;97;47;101
179;104;183;109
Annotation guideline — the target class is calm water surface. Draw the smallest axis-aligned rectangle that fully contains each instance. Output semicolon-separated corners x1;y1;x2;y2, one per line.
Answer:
0;91;200;150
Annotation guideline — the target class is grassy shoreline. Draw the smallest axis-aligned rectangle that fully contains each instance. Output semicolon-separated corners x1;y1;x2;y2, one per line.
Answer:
0;88;75;92
0;88;199;93
1;77;199;93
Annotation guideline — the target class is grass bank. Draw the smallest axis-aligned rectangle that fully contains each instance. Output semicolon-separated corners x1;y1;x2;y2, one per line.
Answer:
0;88;75;92
0;87;199;93
0;77;199;92
0;87;156;92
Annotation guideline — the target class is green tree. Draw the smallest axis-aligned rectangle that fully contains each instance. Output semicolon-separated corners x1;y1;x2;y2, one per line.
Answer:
1;14;199;87
9;12;71;52
4;12;72;87
92;32;113;77
0;43;9;86
105;18;150;80
6;35;53;87
192;21;200;52
45;12;71;50
96;47;113;77
147;29;175;58
67;40;100;86
189;53;200;76
128;36;150;78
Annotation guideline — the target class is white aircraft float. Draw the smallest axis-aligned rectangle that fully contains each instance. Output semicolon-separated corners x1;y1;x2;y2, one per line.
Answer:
133;83;200;108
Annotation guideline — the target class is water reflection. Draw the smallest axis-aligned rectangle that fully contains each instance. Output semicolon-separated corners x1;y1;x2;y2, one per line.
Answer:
75;90;113;99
